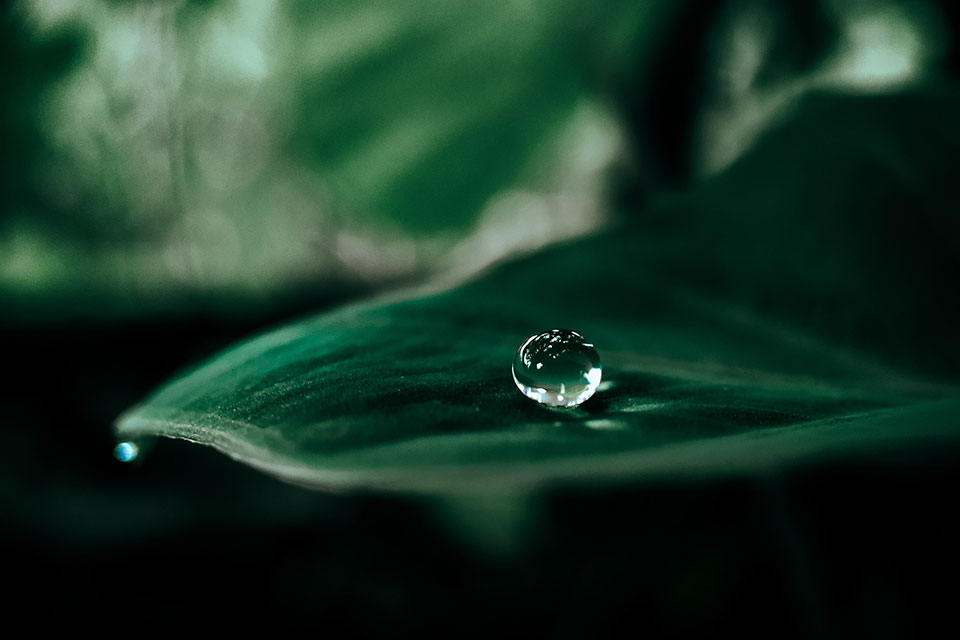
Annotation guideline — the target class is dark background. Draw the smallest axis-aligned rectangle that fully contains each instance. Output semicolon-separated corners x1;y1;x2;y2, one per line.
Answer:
2;1;959;635
3;318;958;635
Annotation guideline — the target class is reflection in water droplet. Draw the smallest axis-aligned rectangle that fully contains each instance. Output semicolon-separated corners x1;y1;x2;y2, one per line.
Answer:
585;419;626;431
114;441;139;463
512;329;602;408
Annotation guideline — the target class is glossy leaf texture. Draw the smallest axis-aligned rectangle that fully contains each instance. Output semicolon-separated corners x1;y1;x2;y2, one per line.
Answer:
116;89;960;494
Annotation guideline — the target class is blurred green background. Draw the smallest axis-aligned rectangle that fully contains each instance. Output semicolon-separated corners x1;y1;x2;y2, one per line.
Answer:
3;0;652;318
2;0;958;636
4;0;952;318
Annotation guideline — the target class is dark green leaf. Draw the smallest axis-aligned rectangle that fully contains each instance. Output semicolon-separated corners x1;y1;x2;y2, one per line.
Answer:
116;89;960;494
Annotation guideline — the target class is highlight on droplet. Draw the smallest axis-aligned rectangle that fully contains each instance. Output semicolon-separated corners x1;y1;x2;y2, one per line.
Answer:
113;441;139;463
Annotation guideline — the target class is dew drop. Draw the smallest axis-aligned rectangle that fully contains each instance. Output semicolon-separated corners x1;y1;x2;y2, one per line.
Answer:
512;329;602;407
113;441;139;463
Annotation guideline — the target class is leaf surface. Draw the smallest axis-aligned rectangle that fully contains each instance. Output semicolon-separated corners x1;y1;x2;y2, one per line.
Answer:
117;90;960;493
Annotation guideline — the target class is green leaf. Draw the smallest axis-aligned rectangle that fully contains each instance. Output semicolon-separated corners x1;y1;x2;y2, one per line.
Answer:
116;89;960;494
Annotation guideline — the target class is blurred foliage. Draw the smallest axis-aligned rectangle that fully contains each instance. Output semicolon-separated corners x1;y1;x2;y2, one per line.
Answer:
3;0;954;320
1;0;667;318
117;87;960;494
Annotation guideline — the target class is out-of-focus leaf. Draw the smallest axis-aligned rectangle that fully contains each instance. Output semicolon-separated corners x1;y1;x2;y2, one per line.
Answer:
2;0;670;318
116;89;960;494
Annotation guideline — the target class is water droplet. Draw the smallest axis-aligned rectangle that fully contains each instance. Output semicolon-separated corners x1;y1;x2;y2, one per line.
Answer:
512;329;602;407
113;441;139;463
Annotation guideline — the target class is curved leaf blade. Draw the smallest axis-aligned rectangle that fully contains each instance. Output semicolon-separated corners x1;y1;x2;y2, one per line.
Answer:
116;89;960;493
